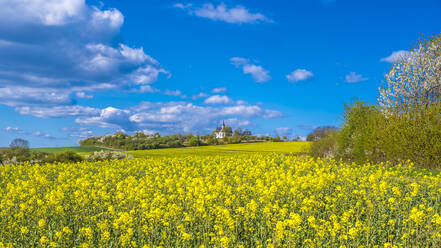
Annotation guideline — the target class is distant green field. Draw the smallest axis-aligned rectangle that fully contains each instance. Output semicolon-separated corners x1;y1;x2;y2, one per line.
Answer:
30;146;113;153
128;141;311;158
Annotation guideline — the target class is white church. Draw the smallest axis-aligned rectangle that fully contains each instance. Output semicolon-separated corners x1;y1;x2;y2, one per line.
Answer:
214;121;228;139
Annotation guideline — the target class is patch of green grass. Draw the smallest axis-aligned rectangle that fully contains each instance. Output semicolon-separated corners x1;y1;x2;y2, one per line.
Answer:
128;141;311;158
30;146;113;153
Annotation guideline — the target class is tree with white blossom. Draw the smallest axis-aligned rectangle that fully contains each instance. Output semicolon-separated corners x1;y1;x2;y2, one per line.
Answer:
378;34;441;114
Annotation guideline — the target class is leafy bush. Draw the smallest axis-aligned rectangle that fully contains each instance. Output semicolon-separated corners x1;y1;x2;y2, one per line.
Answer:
336;101;386;164
0;147;31;164
379;103;441;167
187;136;201;146
47;151;83;163
310;100;441;168
309;130;338;158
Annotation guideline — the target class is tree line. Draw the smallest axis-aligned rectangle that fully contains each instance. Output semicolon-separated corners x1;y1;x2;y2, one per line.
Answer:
79;128;287;151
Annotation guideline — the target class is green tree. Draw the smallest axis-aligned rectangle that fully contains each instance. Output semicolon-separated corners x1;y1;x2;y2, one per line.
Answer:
188;136;201;146
306;126;336;142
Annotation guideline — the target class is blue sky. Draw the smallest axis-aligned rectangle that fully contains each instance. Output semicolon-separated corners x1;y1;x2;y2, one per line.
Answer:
0;0;440;147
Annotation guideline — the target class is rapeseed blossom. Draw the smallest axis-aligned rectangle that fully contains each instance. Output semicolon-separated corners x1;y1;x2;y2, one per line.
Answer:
0;150;440;247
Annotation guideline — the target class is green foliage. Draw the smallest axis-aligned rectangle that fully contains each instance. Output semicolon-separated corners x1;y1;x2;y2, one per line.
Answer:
337;101;385;164
309;130;338;158
379;103;441;167
1;147;84;165
30;151;50;161
188;136;201;147
310;100;441;168
223;126;233;137
306;126;337;141
47;151;83;163
309;33;441;168
1;147;31;163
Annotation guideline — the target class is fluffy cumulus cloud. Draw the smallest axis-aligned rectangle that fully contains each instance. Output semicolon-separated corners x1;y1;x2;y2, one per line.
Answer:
345;72;368;83
204;95;233;104
230;57;271;83
73;101;282;134
0;0;286;139
76;107;134;130
380;50;411;63
174;2;271;24
0;0;168;111
286;69;313;82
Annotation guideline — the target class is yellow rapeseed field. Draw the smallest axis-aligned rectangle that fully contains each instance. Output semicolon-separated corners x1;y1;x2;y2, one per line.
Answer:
0;143;440;247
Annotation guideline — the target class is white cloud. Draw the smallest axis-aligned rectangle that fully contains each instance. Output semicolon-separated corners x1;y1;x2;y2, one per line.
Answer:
4;126;25;134
138;85;159;93
173;3;192;9
73;101;282;134
242;64;271;83
164;89;182;96
75;92;93;99
286;69;313;82
62;127;93;138
204;95;233;104
32;131;56;139
230;57;271;83
230;57;250;67
0;87;72;106
3;126;55;139
76;107;133;129
190;92;209;100
0;0;168;114
16;105;100;118
345;72;368;83
0;0;87;26
380;50;411;63
90;6;124;30
224;118;250;127
211;87;227;93
175;2;271;24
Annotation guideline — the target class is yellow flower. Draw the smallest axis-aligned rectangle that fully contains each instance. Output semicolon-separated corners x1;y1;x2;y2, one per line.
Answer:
40;236;49;245
38;219;46;229
20;226;29;234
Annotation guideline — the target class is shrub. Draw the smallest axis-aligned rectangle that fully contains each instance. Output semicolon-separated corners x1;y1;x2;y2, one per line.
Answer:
188;136;201;146
336;101;386;164
1;147;31;164
48;151;83;163
30;151;50;163
309;130;338;158
380;103;441;167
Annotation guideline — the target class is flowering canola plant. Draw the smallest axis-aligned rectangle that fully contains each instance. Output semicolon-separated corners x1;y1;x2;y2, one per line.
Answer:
0;151;440;247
